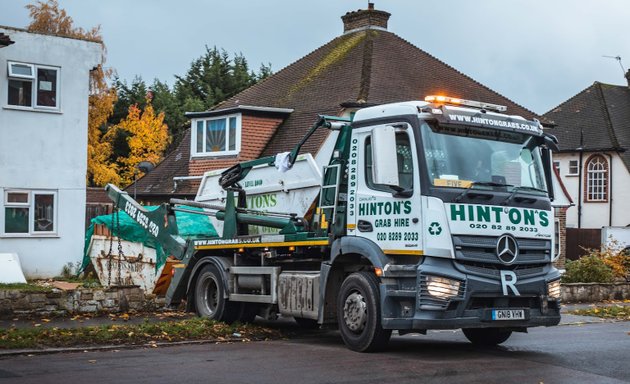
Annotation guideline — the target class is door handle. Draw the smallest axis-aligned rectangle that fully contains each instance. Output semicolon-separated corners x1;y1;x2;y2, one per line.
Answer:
357;220;373;232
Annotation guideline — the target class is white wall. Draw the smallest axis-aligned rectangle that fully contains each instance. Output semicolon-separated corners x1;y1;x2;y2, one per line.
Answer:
554;152;630;229
0;27;102;278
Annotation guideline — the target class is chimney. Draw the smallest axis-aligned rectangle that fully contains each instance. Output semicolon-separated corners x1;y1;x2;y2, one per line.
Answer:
626;69;630;88
341;3;391;34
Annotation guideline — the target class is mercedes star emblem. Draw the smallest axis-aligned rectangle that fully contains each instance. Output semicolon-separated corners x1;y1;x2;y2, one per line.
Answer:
496;234;519;264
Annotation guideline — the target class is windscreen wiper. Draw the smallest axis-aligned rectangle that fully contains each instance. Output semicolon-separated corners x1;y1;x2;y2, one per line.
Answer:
454;182;513;202
502;186;547;205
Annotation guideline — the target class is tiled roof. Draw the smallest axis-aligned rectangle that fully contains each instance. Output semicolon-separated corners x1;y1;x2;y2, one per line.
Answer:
543;82;630;170
86;187;113;205
131;129;194;197
132;26;539;198
216;29;537;157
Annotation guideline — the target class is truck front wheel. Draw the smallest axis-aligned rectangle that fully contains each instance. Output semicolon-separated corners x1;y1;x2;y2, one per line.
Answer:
462;328;512;346
194;264;240;323
337;271;391;352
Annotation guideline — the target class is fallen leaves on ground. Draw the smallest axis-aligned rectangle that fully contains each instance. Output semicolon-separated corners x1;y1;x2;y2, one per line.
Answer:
0;318;282;350
569;305;630;320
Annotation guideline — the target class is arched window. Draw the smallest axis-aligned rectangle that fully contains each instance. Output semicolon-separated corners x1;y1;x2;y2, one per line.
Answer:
585;155;608;202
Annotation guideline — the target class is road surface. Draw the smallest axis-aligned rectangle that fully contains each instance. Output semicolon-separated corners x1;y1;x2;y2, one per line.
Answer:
0;320;628;384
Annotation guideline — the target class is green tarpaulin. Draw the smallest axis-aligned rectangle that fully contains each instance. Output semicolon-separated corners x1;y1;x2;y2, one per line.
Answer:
82;206;217;271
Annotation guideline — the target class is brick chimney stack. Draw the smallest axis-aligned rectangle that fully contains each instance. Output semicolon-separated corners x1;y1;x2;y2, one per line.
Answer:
341;3;391;34
626;69;630;87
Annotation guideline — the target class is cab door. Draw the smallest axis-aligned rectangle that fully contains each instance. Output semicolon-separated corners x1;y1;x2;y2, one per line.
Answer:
347;123;422;255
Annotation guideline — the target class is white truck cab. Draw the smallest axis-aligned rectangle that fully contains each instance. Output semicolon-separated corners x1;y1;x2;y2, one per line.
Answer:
341;96;560;343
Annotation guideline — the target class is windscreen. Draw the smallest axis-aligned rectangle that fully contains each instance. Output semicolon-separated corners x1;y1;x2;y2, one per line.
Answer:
420;122;547;193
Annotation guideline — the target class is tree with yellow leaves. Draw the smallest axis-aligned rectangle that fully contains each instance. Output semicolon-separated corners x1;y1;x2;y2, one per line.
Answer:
26;0;119;186
106;96;170;186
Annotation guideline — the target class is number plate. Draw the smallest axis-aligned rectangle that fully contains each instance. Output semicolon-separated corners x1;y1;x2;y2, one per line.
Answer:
492;309;525;320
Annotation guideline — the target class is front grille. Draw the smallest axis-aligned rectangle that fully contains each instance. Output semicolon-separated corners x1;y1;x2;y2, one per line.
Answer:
456;260;546;279
452;235;550;279
453;235;550;265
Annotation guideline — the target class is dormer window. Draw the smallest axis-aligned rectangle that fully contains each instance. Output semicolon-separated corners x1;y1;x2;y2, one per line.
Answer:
191;114;241;157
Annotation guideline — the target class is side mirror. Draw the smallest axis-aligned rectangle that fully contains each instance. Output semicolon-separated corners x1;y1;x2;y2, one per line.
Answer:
541;148;555;201
371;125;400;187
543;133;559;152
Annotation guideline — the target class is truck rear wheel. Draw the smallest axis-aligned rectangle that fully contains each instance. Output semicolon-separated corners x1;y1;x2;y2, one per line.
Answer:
462;328;512;346
194;264;240;323
337;271;391;352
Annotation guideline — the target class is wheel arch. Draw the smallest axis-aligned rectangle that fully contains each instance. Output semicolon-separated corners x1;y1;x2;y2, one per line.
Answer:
319;237;390;324
186;255;233;312
330;236;390;269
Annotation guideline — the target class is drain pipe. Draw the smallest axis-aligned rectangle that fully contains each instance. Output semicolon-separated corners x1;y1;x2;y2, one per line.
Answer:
606;153;613;226
577;149;583;228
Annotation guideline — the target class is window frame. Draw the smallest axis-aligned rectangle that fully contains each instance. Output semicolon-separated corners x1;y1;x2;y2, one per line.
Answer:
584;154;608;202
8;62;35;79
364;131;414;194
553;161;560;174
6;61;61;110
2;189;58;236
190;113;241;157
567;159;579;176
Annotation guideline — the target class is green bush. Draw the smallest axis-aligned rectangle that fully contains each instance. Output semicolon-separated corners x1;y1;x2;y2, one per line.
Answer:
562;255;615;283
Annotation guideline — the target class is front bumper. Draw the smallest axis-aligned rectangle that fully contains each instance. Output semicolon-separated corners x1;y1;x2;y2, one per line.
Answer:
380;256;561;330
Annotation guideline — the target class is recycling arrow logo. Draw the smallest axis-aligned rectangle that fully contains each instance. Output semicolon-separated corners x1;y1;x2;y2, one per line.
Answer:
428;222;442;236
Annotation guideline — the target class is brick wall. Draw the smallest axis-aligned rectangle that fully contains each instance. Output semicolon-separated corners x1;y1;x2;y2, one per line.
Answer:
562;283;630;302
555;207;568;269
0;287;164;318
341;7;391;32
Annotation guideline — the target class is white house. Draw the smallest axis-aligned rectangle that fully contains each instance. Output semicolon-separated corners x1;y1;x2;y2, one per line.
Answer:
0;26;102;278
543;73;630;229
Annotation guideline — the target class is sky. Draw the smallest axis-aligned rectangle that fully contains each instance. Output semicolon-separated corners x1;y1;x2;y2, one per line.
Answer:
1;0;629;114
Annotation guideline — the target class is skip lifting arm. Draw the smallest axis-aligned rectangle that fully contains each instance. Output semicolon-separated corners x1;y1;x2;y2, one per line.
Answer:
104;184;187;260
218;115;351;189
214;115;352;238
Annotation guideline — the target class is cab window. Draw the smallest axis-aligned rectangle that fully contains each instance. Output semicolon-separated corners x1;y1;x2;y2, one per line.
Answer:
365;132;413;193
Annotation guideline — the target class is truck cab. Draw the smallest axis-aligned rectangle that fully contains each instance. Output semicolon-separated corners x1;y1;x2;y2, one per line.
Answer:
334;96;561;349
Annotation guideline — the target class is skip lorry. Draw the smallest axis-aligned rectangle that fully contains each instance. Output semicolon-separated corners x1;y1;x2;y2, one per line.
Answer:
105;96;562;352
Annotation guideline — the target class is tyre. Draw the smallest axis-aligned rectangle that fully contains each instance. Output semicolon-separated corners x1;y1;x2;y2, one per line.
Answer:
194;264;240;323
337;271;392;352
462;328;512;346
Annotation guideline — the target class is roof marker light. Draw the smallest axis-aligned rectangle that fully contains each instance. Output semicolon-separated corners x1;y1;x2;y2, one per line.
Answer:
425;95;507;112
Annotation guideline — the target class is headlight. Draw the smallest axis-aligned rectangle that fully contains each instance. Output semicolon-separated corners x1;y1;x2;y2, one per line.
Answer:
547;279;561;299
426;276;461;299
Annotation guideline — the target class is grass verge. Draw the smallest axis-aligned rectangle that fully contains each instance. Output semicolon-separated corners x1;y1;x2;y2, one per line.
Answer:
0;283;51;292
0;318;282;350
569;305;630;321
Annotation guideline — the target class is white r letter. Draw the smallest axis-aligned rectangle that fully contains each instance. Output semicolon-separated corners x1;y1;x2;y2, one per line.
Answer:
500;270;520;296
